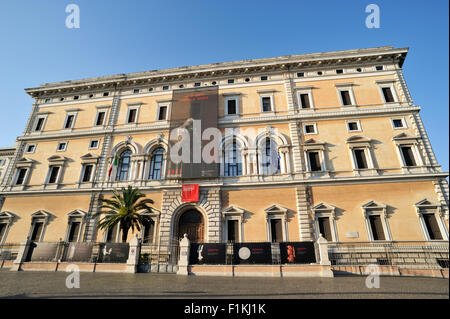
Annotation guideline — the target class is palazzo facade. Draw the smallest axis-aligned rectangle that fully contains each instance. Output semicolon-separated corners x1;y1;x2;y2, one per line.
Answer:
0;46;448;249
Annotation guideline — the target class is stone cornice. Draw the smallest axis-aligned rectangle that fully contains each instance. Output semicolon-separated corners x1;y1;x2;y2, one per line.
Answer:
25;46;408;98
0;171;447;196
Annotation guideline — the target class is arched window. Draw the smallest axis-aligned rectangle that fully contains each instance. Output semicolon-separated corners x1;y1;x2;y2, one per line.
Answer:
116;149;132;181
149;147;165;180
261;138;280;175
224;139;242;177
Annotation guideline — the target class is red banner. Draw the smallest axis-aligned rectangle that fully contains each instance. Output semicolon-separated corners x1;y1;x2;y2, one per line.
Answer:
182;184;199;202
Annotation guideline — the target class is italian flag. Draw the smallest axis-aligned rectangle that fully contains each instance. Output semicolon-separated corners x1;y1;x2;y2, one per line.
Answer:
108;154;118;177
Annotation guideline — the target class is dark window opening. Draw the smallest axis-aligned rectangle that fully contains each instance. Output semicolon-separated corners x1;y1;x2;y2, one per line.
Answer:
270;219;283;243
354;149;368;169
0;223;7;241
227;220;239;243
348;122;359;131
300;93;311;108
16;168;27;185
423;214;443;240
297;72;304;77
317;71;323;75
304;125;316;134
262;97;272;112
133;89;139;94
116;149;131;181
376;65;383;71
369;215;385;240
158;106;167;120
73;96;79;100
162;86;169;90
68;222;81;242
261;76;268;81
382;87;395;102
48;166;60;184
58;143;66;151
336;69;343;74
103;92;109;97
308;151;322;172
393;119;404;128
227;99;237;115
64;115;74;129
35;118;44;131
142;219;155;243
90;140;99;148
127;109;137;123
82;164;93;182
194;82;201;87
318;217;332;241
224;141;242;177
149;148;164;180
400;146;417;167
31;222;44;242
96;112;105;126
227;79;234;84
340;90;352;105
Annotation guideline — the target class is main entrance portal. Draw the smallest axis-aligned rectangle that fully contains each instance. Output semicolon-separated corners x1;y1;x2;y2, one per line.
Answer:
177;209;204;243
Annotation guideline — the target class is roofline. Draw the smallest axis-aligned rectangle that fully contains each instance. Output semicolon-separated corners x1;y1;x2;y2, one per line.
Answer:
25;46;409;96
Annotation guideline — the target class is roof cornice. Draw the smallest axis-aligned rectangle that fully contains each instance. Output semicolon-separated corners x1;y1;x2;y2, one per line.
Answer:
25;46;408;97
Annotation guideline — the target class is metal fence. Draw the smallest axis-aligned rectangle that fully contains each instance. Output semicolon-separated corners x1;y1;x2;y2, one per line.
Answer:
138;240;180;273
328;241;449;269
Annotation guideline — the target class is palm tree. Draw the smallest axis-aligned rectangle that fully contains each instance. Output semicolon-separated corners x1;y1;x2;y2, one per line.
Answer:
95;186;154;243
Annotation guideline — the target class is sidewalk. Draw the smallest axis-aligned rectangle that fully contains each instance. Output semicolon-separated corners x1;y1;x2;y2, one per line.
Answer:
0;271;448;299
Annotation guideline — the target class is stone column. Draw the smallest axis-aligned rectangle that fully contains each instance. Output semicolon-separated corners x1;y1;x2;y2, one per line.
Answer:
317;234;330;266
177;234;190;275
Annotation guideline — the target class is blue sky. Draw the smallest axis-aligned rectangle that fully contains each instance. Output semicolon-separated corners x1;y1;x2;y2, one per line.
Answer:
0;0;448;172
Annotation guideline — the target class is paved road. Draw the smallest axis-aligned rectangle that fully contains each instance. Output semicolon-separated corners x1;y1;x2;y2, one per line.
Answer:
0;270;448;299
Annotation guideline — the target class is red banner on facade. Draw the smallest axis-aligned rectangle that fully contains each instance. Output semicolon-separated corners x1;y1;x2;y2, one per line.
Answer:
182;184;199;202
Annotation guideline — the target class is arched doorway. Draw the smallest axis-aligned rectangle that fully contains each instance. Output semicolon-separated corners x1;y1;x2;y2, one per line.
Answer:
177;209;204;243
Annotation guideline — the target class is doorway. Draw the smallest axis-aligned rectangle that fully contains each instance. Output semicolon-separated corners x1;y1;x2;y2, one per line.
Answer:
177;209;204;243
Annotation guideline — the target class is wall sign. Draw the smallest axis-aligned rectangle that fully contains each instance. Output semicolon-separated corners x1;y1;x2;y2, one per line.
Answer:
182;184;199;202
279;242;316;264
189;243;226;264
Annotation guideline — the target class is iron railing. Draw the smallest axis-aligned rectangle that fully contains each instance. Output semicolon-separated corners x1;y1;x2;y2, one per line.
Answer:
328;241;449;269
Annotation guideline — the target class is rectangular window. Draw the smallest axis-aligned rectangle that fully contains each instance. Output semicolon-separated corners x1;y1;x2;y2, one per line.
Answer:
31;222;44;242
68;222;81;242
297;72;304;77
227;99;237;115
228;79;234;84
89;140;99;149
162;85;169;90
143;220;155;243
34;118;45;131
103;92;109;97
158;106;168;120
194;82;201;87
227;220;239;243
261;76;268;81
73;95;79;100
369;215;385;240
347;121;360;132
133;89;140;94
299;93;311;109
376;65;383;71
262;97;272;112
95;111;106;126
270;219;283;243
354;149;368;169
336;69;343;74
400;146;417;166
48;166;60;184
16;168;27;185
64;115;75;129
82;164;93;182
304;124;317;134
423;214;443;240
57;142;67;151
392;119;405;129
340;90;352;106
382;87;395;103
308;151;322;171
127;109;137;123
26;144;36;153
318;217;332;241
